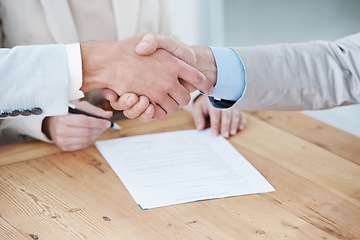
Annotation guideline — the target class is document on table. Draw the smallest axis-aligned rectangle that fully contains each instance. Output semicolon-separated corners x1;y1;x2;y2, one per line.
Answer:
95;129;275;209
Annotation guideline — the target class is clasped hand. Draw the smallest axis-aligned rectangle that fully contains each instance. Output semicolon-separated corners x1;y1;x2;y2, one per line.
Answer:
80;33;214;121
98;33;218;120
100;32;246;138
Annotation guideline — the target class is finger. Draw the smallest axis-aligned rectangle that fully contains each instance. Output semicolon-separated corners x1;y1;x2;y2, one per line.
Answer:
230;111;241;136
54;128;103;151
220;110;231;138
239;111;247;131
109;93;139;111
138;104;155;122
153;104;167;121
60;143;92;152
56;135;94;147
168;83;191;107
135;33;197;67
178;78;197;93
119;93;141;109
177;60;213;95
66;115;110;129
155;94;179;115
54;124;107;139
102;88;119;102
75;101;113;119
191;104;206;131
87;131;105;145
123;96;150;119
209;108;221;136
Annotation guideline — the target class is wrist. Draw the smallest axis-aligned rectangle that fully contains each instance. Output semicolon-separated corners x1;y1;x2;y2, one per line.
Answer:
80;42;108;92
41;117;52;140
192;46;217;87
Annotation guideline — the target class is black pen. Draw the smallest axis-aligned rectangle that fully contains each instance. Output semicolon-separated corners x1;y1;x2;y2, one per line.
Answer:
68;104;121;130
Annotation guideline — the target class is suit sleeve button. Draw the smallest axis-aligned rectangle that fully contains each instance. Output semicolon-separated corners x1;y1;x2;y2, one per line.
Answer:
0;112;9;118
9;110;20;117
20;109;32;116
31;107;43;115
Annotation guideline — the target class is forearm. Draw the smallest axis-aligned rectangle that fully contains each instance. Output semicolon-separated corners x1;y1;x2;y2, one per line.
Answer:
231;33;360;110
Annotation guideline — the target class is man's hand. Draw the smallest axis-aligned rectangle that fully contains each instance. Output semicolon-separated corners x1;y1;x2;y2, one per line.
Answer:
135;33;217;87
42;101;112;152
80;33;213;121
102;91;155;122
191;95;246;138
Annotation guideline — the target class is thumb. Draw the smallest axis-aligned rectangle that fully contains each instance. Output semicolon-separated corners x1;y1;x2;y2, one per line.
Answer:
102;88;119;102
135;33;158;56
135;32;196;67
109;93;140;111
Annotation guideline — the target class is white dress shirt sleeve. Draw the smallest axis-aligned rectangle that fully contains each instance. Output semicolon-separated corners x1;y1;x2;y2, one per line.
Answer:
66;43;84;100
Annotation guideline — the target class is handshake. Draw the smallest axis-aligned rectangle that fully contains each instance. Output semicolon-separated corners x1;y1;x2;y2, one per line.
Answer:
80;32;218;122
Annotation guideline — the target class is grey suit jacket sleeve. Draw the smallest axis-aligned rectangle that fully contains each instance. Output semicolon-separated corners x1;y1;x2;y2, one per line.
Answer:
0;44;69;118
214;33;360;111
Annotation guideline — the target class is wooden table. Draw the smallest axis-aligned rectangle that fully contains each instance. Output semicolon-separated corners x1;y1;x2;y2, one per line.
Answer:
1;110;359;240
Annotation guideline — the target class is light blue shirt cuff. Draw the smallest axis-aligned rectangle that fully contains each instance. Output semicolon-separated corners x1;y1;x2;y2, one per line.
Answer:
208;47;245;101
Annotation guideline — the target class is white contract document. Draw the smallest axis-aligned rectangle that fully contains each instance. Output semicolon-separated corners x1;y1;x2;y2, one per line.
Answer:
95;130;275;209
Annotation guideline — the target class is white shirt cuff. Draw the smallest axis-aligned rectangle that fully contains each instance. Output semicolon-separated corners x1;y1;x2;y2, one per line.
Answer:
66;43;84;101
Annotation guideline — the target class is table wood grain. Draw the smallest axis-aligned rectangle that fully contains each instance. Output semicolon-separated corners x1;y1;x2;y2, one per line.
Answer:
1;110;359;240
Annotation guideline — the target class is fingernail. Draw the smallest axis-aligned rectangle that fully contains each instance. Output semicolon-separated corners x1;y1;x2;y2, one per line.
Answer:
231;129;237;135
212;129;217;136
240;124;245;131
196;123;202;131
136;42;151;52
224;131;229;138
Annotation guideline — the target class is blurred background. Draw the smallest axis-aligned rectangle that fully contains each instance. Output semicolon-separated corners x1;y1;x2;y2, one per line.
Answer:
169;0;360;137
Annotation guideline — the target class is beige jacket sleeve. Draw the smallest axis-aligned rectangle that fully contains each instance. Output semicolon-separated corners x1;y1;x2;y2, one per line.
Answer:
224;33;360;111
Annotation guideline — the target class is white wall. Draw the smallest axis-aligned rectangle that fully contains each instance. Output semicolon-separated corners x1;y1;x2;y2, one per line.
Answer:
224;0;360;46
169;0;360;46
169;0;224;46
